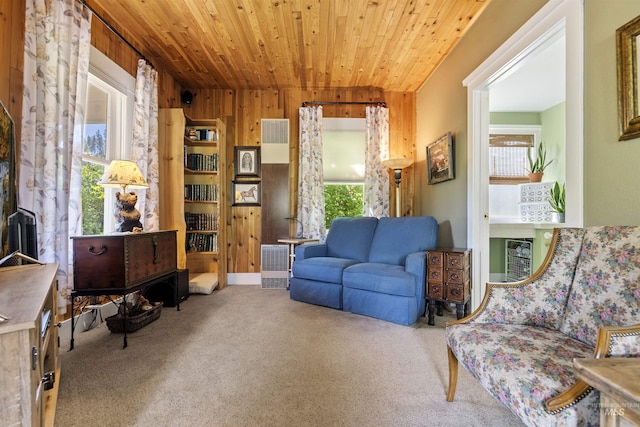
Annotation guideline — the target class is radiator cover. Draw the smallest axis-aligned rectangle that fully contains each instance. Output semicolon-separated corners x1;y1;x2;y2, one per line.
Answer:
260;244;289;289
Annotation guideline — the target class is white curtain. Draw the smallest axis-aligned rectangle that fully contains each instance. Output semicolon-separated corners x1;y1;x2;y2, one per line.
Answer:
131;59;159;231
297;106;326;241
364;106;390;218
21;0;91;313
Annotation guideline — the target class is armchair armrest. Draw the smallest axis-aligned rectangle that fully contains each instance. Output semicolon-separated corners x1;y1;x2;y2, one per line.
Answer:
295;243;327;261
545;323;640;413
405;251;427;301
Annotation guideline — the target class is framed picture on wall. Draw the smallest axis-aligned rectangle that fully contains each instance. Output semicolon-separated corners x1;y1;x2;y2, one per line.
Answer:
426;132;454;185
234;146;261;178
232;180;261;206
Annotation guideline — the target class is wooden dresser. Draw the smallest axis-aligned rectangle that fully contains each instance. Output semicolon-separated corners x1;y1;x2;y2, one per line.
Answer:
71;231;178;348
426;248;471;325
0;263;59;426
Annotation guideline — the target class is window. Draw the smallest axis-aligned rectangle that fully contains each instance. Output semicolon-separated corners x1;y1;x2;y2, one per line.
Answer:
81;47;134;234
322;118;366;228
489;125;541;185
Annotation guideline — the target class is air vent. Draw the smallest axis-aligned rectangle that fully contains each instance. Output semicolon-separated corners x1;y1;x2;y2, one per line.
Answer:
260;244;289;289
261;119;289;164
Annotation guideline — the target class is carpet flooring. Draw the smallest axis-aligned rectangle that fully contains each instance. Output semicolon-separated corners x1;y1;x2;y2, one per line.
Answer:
55;286;523;427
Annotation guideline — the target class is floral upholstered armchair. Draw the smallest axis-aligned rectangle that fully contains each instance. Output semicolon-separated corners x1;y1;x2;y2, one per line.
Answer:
446;226;640;427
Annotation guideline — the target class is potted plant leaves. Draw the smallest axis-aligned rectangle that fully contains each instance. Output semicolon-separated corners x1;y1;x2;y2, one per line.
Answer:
549;181;565;223
527;141;553;182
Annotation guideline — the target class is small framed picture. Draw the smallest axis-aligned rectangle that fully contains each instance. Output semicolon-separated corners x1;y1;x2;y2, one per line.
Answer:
232;180;261;206
427;132;454;185
234;146;261;178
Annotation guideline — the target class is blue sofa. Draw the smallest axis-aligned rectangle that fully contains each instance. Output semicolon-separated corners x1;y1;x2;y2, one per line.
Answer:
289;216;439;325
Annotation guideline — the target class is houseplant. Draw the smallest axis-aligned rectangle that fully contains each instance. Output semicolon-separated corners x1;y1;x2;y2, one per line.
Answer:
527;141;553;182
549;181;565;223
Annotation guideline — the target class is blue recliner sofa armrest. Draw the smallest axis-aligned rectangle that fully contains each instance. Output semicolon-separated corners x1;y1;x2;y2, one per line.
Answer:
295;243;328;261
405;251;427;302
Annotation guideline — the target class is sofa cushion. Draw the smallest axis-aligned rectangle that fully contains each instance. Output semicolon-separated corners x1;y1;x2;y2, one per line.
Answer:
368;216;438;265
343;263;416;297
560;226;640;347
446;323;599;426
325;217;378;262
292;257;360;284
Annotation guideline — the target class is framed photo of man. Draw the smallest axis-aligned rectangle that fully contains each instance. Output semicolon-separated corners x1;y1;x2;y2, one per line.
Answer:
234;146;261;178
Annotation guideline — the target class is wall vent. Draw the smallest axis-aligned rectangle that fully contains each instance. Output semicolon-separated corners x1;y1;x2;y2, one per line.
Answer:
260;244;289;289
261;119;289;164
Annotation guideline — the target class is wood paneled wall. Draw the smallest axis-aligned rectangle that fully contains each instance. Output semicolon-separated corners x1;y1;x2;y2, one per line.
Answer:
1;2;416;276
1;1;25;144
187;88;416;274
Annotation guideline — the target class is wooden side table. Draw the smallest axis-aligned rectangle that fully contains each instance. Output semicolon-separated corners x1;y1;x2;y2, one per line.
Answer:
573;357;640;426
426;248;471;325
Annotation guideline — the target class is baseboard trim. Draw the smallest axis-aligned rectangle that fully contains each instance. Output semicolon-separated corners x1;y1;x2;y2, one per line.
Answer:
227;273;261;285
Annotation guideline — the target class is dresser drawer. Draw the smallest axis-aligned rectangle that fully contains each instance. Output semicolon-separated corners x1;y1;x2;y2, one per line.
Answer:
428;267;444;283
446;252;469;269
446;267;470;285
445;282;470;303
427;282;444;299
427;251;444;267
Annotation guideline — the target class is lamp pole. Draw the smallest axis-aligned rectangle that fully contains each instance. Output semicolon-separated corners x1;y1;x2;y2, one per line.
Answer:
382;158;413;217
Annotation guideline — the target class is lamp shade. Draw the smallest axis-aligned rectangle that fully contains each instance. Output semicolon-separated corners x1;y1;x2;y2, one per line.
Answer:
98;160;149;191
382;158;413;170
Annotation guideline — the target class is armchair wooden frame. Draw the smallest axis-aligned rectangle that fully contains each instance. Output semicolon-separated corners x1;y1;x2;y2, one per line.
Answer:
445;228;640;416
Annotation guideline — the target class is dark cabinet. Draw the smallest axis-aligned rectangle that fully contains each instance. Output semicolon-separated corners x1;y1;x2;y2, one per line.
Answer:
426;248;471;325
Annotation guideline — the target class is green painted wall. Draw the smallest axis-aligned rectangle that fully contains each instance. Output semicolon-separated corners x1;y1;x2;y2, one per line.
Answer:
416;0;640;261
490;112;541;125
415;0;547;247
584;1;640;225
540;102;566;185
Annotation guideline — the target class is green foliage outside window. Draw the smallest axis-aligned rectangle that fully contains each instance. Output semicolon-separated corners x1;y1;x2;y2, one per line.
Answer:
81;161;105;235
81;128;108;235
324;184;364;229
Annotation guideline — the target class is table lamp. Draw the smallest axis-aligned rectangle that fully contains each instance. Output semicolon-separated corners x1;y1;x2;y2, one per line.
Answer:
98;160;149;232
382;158;413;217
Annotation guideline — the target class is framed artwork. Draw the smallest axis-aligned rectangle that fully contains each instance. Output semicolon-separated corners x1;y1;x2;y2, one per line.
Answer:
616;15;640;141
234;146;261;178
0;100;17;257
232;180;261;206
426;132;454;185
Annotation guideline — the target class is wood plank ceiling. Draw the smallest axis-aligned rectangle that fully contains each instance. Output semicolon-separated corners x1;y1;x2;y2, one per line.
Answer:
85;0;491;92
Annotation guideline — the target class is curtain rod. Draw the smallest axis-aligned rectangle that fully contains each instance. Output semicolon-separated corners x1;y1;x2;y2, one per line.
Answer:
301;101;386;108
80;0;154;69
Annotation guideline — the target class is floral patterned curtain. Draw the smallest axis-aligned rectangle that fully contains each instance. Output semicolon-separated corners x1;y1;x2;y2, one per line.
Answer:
297;106;326;241
364;106;390;218
131;59;159;231
20;0;91;313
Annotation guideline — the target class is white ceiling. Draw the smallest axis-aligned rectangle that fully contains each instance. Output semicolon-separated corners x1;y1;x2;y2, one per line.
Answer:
489;33;565;112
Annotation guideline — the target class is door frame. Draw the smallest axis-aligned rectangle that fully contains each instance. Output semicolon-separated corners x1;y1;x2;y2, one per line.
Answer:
463;0;584;310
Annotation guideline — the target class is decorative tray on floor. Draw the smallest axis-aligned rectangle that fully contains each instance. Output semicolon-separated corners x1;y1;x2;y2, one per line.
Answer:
106;302;163;333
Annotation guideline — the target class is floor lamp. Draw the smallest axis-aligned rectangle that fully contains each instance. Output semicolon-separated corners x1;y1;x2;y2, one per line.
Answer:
382;158;413;217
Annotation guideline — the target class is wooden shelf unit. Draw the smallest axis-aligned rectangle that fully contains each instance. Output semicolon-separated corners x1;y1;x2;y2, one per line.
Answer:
158;109;227;288
0;263;60;426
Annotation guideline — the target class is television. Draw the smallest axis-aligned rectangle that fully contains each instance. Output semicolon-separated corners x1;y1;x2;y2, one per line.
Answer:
8;208;38;260
0;99;18;259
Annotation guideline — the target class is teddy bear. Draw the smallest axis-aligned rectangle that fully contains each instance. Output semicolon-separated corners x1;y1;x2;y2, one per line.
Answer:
114;191;143;232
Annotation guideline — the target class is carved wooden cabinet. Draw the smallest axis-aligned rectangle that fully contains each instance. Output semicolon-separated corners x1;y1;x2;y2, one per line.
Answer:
426;248;471;325
0;263;59;426
72;231;177;291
